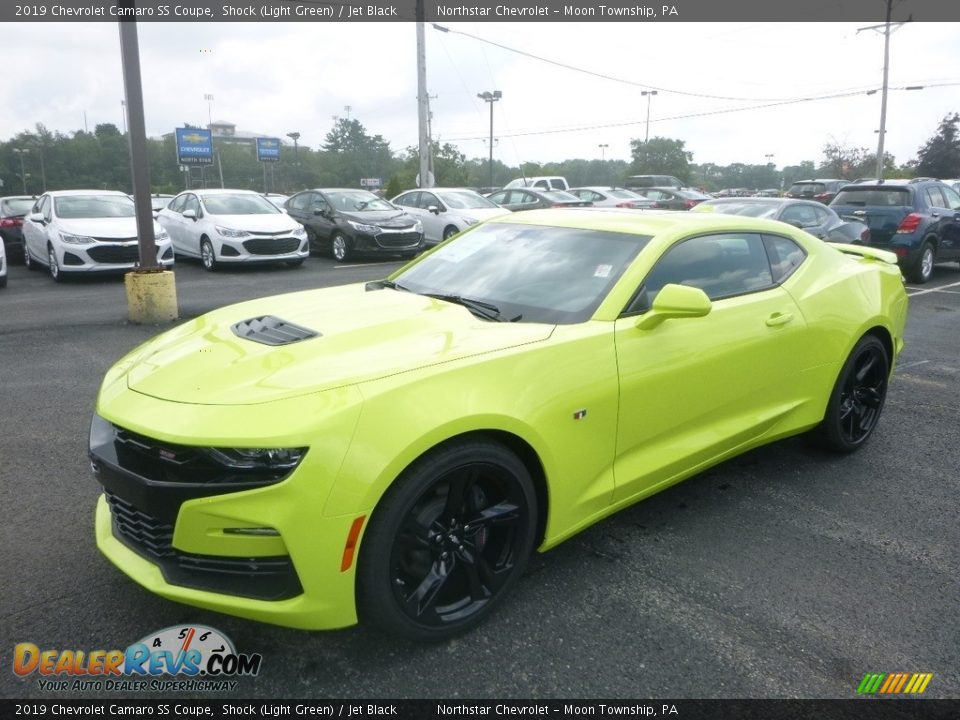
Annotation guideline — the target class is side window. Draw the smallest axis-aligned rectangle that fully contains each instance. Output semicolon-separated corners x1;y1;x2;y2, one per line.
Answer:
549;179;565;190
288;193;310;211
311;193;331;213
183;194;200;216
520;192;539;205
168;194;187;213
640;233;775;305
780;204;818;228
419;193;439;209
942;185;960;211
924;186;947;209
40;195;52;221
534;180;549;190
488;192;507;205
763;234;807;283
590;191;604;202
812;206;830;224
573;190;590;201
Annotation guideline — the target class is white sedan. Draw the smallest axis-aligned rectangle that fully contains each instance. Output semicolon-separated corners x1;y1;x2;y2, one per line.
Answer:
0;235;6;288
21;190;174;282
569;187;656;209
391;188;510;246
158;189;308;271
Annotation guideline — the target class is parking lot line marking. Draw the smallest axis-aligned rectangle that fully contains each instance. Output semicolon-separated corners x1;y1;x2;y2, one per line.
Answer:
896;360;930;371
907;279;960;297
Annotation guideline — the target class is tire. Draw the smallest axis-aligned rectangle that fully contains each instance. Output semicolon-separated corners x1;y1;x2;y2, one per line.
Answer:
48;244;64;283
442;225;459;241
906;240;935;284
200;238;218;272
331;233;351;263
357;438;537;642
24;246;39;271
811;335;889;453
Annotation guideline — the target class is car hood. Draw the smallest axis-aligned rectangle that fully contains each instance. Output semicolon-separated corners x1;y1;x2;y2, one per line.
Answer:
339;210;416;228
207;213;301;232
58;217;163;239
124;284;554;405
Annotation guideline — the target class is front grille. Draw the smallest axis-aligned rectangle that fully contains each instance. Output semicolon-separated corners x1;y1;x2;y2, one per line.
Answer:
93;236;137;243
375;231;420;248
242;237;300;255
87;244;162;264
247;230;291;237
106;492;302;600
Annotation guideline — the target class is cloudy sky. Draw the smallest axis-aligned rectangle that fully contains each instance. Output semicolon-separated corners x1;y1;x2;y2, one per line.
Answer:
4;20;959;171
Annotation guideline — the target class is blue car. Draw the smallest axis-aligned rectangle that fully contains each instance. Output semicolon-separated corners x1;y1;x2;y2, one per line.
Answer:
829;179;960;283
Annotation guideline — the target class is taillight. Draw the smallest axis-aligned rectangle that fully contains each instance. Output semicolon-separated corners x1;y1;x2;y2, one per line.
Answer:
814;192;832;202
616;201;634;208
896;213;922;234
682;200;697;210
0;217;22;228
893;247;909;258
860;227;871;243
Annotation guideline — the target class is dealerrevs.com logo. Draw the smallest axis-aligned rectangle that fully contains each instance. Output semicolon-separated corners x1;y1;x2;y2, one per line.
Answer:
13;625;262;692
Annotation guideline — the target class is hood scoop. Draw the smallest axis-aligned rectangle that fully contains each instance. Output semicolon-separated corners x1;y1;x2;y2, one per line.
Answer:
231;315;320;346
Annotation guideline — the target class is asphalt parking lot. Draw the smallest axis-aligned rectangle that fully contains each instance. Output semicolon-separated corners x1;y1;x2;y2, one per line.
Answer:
1;255;958;700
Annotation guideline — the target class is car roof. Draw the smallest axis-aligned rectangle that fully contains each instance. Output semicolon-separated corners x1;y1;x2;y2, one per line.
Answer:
44;189;131;197
0;195;37;201
489;207;801;236
183;188;262;195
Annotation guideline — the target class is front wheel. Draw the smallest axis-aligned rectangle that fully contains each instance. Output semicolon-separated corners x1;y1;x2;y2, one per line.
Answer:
811;335;889;453
200;238;218;272
48;244;64;283
907;240;935;284
357;438;537;642
442;225;459;241
331;233;351;263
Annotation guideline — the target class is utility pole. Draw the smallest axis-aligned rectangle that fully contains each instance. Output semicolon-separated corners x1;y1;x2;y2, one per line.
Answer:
858;0;909;180
12;149;29;194
642;90;658;143
416;2;432;188
478;91;502;188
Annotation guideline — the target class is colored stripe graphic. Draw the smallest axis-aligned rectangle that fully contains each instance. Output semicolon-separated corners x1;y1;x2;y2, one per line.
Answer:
858;672;932;694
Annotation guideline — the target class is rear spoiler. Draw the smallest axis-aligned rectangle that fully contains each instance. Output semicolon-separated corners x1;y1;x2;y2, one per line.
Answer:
830;243;898;265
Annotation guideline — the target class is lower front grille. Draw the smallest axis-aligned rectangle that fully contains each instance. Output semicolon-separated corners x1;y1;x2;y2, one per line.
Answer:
242;237;300;255
375;231;420;248
106;491;302;601
87;244;161;264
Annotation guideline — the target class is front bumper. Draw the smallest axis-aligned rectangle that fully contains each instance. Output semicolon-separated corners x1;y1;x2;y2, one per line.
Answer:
213;234;308;264
350;227;423;256
54;241;175;273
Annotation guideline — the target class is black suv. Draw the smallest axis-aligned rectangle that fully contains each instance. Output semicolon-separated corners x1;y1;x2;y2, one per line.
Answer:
829;179;960;283
785;179;849;204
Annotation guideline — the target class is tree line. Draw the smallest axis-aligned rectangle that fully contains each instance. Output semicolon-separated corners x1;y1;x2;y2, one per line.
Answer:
1;114;957;199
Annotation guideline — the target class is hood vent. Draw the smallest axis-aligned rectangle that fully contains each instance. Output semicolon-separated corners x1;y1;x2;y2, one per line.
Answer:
231;316;320;346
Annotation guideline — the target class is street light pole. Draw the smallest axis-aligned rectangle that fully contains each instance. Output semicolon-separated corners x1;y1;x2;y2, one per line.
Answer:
641;90;658;143
598;143;608;162
204;93;214;127
12;148;29;193
477;90;502;188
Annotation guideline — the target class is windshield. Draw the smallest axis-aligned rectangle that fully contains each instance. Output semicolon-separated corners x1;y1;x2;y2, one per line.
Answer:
393;222;650;324
789;183;825;195
699;201;780;218
326;191;395;212
438;191;499;210
201;193;280;215
3;198;36;215
54;195;135;219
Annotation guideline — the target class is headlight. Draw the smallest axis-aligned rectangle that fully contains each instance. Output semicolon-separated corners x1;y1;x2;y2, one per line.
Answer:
347;220;379;235
60;232;95;245
216;225;250;239
292;226;307;238
155;231;170;242
202;447;307;471
413;220;423;233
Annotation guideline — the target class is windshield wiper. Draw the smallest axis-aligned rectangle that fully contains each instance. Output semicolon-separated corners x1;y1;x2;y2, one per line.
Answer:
422;293;521;322
366;279;411;292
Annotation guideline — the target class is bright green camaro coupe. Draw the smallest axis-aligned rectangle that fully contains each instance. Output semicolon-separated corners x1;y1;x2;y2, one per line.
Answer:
91;209;908;641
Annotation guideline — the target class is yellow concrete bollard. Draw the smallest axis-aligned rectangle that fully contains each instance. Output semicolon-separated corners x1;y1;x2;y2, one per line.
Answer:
125;269;178;324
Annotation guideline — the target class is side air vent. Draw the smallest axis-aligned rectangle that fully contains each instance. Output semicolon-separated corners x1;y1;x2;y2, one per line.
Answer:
231;316;319;346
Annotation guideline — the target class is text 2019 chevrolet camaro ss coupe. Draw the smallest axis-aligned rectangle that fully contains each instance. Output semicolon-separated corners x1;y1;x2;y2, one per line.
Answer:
91;209;908;641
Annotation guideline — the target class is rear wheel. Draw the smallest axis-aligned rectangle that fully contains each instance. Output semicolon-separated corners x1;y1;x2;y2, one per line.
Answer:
24;245;39;271
811;335;889;453
357;438;537;642
907;240;935;284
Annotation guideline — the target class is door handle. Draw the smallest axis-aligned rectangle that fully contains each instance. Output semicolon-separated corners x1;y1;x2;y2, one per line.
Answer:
766;312;794;327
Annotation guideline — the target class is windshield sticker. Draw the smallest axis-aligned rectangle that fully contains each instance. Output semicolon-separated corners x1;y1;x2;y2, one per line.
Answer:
594;264;613;278
435;234;498;263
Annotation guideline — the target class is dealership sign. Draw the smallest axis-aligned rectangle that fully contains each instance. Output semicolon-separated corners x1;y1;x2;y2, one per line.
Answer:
174;128;214;165
256;137;281;162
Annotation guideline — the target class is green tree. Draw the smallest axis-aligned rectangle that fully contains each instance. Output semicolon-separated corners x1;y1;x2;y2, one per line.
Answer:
915;113;960;178
321;118;395;187
629;137;692;182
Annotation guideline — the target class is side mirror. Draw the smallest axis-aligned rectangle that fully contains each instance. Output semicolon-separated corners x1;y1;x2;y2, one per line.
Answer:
427;205;441;215
152;209;160;219
635;284;712;330
182;209;197;220
28;212;45;223
313;208;325;216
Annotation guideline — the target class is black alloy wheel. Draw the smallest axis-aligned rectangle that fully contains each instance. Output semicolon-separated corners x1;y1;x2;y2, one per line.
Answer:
331;232;351;262
813;335;889;452
358;439;537;641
